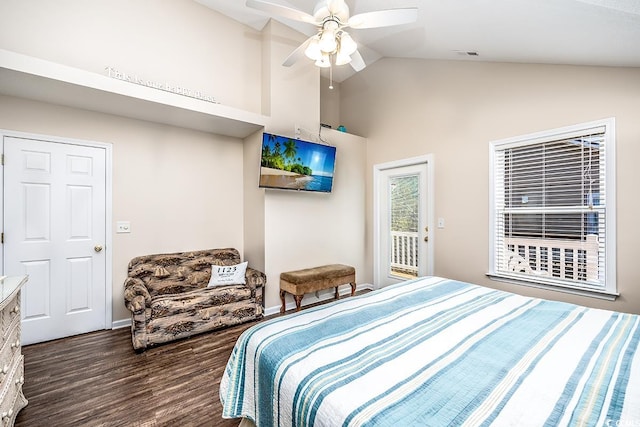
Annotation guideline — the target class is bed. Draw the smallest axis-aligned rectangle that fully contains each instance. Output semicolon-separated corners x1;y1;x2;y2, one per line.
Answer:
220;277;640;426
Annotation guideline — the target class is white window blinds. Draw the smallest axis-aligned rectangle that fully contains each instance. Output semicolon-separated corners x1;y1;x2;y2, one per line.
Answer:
489;119;616;296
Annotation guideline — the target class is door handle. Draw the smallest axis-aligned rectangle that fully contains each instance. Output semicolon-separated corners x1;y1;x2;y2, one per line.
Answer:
94;245;103;253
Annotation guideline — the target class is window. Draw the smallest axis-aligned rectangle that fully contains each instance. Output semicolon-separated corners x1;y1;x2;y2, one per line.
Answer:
489;119;616;297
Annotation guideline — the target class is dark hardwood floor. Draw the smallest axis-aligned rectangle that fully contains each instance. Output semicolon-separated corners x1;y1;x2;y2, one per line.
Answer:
15;319;260;427
15;291;369;427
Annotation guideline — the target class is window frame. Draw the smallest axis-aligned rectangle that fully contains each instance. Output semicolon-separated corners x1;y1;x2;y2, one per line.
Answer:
488;118;617;299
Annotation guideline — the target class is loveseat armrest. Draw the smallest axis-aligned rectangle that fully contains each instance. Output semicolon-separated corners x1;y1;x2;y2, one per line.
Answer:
124;277;152;314
245;267;266;290
245;267;266;308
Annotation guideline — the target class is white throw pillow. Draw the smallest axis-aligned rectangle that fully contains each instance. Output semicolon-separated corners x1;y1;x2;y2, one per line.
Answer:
207;261;248;287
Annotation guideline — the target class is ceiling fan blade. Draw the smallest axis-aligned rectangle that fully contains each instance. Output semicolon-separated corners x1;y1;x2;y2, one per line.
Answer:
350;50;366;72
348;8;418;29
282;36;314;67
246;0;317;24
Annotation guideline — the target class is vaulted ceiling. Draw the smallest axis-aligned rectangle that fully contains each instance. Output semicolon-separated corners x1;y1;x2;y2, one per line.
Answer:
196;0;640;82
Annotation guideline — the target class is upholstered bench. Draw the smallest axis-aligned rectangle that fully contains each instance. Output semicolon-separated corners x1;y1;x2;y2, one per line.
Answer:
280;264;356;313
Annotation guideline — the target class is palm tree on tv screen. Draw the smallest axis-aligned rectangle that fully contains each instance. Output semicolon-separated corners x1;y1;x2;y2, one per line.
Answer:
283;140;297;167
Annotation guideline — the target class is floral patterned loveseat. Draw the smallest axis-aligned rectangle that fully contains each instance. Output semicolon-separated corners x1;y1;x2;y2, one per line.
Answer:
123;248;265;351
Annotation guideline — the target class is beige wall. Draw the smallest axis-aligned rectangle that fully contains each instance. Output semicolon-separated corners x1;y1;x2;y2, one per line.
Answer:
243;130;266;274
0;0;262;323
255;21;367;310
0;95;245;322
0;0;262;113
320;77;341;130
0;1;369;322
264;129;367;311
340;58;640;314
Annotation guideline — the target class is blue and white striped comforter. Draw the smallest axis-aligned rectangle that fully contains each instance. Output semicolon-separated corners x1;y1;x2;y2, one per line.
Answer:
220;277;640;426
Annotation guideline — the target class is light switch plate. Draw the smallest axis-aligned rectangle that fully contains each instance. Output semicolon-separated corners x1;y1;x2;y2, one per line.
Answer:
437;218;445;229
116;221;131;233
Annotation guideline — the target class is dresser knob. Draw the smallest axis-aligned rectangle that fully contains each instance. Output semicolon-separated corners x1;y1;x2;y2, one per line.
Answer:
15;376;23;386
10;339;19;349
1;365;8;374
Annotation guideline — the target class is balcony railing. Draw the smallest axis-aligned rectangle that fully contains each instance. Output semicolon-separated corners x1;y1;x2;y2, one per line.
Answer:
505;234;599;282
390;231;419;276
390;231;599;283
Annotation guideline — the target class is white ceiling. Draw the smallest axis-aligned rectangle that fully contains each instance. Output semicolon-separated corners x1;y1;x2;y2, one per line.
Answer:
195;0;640;82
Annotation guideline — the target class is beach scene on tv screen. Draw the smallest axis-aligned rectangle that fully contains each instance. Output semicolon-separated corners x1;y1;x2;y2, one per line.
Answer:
260;133;336;192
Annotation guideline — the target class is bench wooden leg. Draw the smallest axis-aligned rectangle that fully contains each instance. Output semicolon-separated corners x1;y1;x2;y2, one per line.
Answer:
350;282;356;296
334;287;340;300
281;290;304;313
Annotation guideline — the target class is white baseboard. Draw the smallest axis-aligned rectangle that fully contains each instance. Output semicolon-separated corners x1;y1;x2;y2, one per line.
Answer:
264;283;374;316
112;318;131;329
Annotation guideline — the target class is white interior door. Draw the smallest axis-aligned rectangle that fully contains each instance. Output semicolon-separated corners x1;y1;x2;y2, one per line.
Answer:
3;136;107;345
375;158;433;288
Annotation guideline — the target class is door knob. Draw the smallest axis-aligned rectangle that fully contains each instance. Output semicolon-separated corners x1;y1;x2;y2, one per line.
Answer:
94;245;103;252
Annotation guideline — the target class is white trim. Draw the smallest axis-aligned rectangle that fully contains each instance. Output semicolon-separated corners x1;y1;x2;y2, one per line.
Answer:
486;274;618;301
604;118;617;296
0;142;3;276
265;283;375;316
492;125;607;150
488;117;616;297
112;318;131;329
373;155;434;288
0;128;114;330
0;49;267;138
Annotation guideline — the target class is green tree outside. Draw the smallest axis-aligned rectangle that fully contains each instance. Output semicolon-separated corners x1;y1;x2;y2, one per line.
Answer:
390;176;419;232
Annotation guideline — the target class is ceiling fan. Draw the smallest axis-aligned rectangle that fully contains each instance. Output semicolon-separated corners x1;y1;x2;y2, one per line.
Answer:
246;0;418;73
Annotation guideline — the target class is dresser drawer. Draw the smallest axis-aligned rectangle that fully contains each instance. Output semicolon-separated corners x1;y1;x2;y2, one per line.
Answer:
0;296;20;343
0;279;27;426
0;355;25;427
0;318;20;383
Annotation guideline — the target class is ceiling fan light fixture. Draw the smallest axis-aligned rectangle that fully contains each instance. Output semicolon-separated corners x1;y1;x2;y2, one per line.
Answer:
338;32;357;56
315;52;332;68
319;30;337;53
335;50;352;66
246;0;418;73
304;36;322;60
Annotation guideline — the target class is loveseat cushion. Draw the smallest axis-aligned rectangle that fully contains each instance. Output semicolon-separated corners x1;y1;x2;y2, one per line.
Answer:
150;285;253;319
127;248;242;298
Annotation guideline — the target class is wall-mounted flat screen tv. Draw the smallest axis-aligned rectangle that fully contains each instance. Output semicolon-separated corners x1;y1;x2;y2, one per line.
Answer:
259;132;336;193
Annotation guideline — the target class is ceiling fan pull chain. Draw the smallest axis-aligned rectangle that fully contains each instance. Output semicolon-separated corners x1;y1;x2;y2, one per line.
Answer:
329;60;334;90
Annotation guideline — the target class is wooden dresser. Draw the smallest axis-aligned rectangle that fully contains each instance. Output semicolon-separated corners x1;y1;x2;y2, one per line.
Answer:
0;276;28;426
